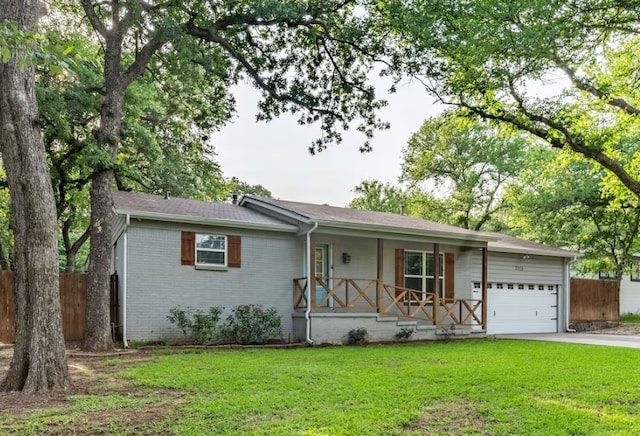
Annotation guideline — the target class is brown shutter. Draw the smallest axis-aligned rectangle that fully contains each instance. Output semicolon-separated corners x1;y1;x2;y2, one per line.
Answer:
395;248;404;297
181;231;195;265
228;235;241;268
445;252;455;299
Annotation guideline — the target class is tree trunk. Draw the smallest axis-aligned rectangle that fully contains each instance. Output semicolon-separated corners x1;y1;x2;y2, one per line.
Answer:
0;238;10;270
0;0;70;392
82;171;116;351
82;33;124;351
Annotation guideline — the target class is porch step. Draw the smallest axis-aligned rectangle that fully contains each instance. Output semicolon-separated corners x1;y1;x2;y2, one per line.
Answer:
396;320;418;327
436;327;471;336
376;316;398;323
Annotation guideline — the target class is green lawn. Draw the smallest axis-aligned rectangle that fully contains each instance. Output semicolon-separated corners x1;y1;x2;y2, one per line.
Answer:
620;313;640;323
4;340;640;434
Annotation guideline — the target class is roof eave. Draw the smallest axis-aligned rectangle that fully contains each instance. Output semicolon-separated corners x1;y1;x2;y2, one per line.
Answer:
240;197;312;224
489;245;581;258
316;220;497;242
114;208;297;232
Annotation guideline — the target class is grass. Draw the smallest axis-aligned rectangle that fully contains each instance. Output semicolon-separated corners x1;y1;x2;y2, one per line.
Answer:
4;340;640;434
621;313;640;323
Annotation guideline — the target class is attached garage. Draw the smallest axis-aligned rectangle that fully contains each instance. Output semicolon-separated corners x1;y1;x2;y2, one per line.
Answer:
474;234;577;335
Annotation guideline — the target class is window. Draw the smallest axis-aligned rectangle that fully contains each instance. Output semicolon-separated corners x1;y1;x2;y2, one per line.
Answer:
404;251;445;299
518;284;524;290
599;271;616;280
631;261;640;282
496;283;503;289
507;284;514;290
196;234;227;266
181;232;241;268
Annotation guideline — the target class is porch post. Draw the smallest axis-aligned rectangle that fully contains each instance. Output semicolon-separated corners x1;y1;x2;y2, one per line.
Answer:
377;238;383;313
433;243;440;325
482;247;488;329
309;233;316;309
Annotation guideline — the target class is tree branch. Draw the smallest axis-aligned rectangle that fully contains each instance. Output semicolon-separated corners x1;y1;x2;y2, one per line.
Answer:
81;0;108;37
185;20;341;119
558;61;640;116
120;37;168;90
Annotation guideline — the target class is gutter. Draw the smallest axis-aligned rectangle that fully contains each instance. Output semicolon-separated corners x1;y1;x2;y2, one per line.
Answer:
304;222;319;345
114;209;297;233
122;214;130;348
565;255;580;333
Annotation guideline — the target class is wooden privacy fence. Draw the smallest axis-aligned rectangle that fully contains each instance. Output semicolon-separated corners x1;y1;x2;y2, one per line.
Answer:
570;278;619;323
0;271;88;343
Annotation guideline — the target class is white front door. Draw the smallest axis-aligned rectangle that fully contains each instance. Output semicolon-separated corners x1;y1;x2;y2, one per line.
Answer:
315;244;331;307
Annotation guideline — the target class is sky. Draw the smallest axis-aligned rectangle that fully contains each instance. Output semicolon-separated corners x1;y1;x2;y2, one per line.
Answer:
213;77;445;207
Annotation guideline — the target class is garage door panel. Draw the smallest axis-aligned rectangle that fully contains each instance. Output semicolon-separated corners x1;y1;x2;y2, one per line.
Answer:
487;288;558;334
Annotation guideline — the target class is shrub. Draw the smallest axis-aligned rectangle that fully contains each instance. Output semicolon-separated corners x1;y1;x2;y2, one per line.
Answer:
221;304;282;344
346;328;369;345
394;327;415;341
167;306;224;345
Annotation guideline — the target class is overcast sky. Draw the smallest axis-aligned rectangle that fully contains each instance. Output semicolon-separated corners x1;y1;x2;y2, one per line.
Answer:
213;77;445;207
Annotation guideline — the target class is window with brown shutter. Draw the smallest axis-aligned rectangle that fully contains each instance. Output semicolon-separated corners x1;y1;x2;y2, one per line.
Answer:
227;235;241;268
181;231;241;269
181;231;195;265
445;253;455;299
395;248;404;298
395;249;455;300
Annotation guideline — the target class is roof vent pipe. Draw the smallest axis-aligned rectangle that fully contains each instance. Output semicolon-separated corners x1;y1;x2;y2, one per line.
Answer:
231;194;239;205
164;192;170;200
400;205;405;216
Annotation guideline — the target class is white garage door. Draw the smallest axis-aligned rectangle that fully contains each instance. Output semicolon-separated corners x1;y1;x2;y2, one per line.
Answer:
487;284;558;334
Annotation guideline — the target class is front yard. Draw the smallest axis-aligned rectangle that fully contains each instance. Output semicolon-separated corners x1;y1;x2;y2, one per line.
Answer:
2;339;640;434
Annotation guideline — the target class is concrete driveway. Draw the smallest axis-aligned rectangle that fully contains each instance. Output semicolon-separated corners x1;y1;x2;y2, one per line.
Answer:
496;333;640;349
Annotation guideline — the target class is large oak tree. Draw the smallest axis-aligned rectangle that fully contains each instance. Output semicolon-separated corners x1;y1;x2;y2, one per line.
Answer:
391;0;640;201
0;0;70;392
78;0;396;351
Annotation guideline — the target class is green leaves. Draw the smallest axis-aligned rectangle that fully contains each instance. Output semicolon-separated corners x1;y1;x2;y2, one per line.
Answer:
400;111;527;230
393;0;640;201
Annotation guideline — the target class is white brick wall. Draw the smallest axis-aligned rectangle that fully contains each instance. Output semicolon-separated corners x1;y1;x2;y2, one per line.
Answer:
123;223;301;342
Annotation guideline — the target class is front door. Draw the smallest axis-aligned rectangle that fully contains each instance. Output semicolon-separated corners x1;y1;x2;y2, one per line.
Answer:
315;244;331;307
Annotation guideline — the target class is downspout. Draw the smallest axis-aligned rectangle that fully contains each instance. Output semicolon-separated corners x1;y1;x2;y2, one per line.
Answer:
565;256;579;333
305;222;319;344
122;214;130;348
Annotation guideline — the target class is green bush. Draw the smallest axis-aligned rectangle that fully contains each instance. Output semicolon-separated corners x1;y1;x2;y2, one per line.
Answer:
394;327;414;341
221;304;282;344
167;306;224;345
346;328;369;345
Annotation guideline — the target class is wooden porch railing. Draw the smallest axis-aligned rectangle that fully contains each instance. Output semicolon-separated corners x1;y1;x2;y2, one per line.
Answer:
293;277;378;310
293;277;484;328
439;298;483;326
381;284;436;322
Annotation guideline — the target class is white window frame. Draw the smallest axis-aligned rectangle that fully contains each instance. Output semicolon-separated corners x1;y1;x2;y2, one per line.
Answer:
404;250;445;300
195;234;228;267
631;260;640;282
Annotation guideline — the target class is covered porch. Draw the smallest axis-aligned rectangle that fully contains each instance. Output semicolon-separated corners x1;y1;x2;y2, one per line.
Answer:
293;235;490;341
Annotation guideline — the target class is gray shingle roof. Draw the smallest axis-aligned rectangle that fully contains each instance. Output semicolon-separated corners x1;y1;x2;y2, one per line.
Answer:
113;192;578;257
482;232;578;258
112;191;295;230
244;197;578;257
242;197;491;240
